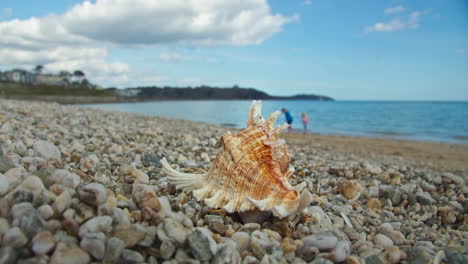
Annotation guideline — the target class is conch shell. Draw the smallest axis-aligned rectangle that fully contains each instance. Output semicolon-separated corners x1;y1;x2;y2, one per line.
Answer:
160;100;312;218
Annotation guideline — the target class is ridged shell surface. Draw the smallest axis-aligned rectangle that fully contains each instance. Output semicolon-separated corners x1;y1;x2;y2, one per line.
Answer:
161;100;311;218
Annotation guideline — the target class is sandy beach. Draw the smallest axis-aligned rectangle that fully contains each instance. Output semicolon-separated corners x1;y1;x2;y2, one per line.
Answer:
0;99;466;264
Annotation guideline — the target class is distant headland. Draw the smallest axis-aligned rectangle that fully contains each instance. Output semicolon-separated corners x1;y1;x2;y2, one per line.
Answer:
111;86;334;101
0;67;333;104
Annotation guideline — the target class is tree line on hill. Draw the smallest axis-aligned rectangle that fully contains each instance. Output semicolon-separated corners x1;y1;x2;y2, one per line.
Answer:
109;85;334;101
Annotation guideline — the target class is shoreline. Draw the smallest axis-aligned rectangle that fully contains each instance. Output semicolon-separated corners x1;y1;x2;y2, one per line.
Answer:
0;95;334;105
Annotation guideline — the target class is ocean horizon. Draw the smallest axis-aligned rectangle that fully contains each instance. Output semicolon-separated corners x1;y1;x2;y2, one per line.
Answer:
80;100;468;144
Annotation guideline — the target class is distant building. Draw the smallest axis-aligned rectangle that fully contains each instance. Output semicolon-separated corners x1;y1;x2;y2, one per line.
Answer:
3;69;35;83
35;74;68;86
116;89;141;97
0;67;98;89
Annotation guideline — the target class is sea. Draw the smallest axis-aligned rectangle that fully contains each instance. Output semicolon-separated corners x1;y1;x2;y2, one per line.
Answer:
79;100;468;143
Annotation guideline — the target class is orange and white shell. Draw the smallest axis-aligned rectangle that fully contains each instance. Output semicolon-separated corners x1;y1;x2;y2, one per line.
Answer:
160;100;312;218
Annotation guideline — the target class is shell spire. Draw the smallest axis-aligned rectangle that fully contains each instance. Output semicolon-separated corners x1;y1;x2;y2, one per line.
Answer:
161;100;312;218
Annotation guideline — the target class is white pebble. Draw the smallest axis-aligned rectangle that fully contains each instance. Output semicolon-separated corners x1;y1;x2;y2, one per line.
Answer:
79;183;108;205
32;231;56;255
53;191;72;213
80;232;106;260
3;227;28;248
38;204;54;220
78;216;113;237
33;140;62;162
374;234;394;248
302;234;338;250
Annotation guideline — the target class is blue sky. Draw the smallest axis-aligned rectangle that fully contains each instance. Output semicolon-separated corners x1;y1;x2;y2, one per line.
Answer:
0;0;467;100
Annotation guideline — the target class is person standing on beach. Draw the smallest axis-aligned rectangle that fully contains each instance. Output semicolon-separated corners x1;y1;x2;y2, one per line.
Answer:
301;112;309;133
281;108;293;132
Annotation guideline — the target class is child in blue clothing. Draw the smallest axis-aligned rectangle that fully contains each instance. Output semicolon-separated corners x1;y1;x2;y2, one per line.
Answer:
281;108;293;132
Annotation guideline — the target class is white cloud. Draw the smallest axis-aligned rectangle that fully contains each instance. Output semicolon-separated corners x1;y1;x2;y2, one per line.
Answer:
0;16;129;84
384;6;406;15
0;0;295;86
456;49;468;54
61;0;297;46
303;0;312;6
365;18;405;32
365;9;430;33
160;51;183;62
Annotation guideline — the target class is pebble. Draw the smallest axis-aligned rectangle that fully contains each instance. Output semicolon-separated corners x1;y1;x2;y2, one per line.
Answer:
379;223;406;245
381;246;406;264
17;209;47;237
80;232;106;260
50;242;90;264
374;234;394;249
309;258;333;264
445;250;468;264
0;173;9;195
0;158;16;174
251;230;271;260
238;223;261;233
366;198;382;210
0;247;17;264
3;227;28;248
232;232;251;253
17;256;49;264
301;234;338;250
342;182;361;199
33;140;61;162
111;224;146;247
329;240;351;262
0;217;9;234
37;205;54;220
11;190;34;204
32;231;56;255
53;191;72;213
78;216;112;237
120;249;144;263
157;217;191;246
78;183;108;206
103;237;125;264
187;227;217;262
142;153;162;167
209;138;217;146
365;255;384;264
416;192;435;205
160;239;176;259
212;240;242;264
406;246;433;264
441;173;464;185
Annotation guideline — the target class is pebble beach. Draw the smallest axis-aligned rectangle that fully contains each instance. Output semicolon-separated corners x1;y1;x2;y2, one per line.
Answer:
0;99;466;264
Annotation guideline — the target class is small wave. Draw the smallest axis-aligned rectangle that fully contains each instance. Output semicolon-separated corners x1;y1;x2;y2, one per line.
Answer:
220;123;238;128
369;131;408;136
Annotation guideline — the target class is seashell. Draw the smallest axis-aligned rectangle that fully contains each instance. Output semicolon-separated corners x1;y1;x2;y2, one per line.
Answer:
161;100;312;218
